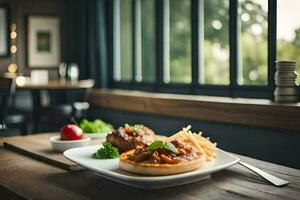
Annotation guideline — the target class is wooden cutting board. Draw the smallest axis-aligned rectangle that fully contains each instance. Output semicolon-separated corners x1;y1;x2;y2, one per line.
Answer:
2;133;101;171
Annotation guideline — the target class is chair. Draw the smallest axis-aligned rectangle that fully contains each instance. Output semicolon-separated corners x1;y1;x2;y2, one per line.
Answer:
0;77;12;130
33;103;73;132
32;90;90;132
0;77;29;135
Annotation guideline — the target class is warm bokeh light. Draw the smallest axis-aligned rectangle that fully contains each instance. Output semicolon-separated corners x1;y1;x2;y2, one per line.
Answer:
10;23;16;31
10;31;17;39
10;45;17;53
16;76;26;86
7;63;18;73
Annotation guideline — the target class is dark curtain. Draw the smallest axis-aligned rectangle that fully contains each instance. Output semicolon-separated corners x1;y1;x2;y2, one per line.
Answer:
64;0;107;88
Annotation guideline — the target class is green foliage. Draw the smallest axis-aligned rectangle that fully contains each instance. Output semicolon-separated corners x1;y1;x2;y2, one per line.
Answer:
120;0;133;81
119;0;300;85
204;0;229;47
278;26;300;83
240;32;268;85
278;38;300;83
204;41;229;85
92;142;119;159
141;0;156;82
167;0;270;84
169;0;191;83
80;118;114;133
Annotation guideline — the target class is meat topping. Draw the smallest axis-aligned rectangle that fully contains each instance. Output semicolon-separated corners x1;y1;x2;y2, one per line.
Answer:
106;124;156;153
128;140;200;164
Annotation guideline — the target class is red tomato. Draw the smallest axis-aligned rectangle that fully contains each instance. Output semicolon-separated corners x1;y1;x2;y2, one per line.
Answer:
60;124;83;140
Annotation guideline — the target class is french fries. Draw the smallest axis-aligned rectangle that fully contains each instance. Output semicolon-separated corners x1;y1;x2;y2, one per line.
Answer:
168;125;217;161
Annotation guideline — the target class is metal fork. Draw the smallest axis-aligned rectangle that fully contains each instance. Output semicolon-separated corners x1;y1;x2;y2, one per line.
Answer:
238;161;289;187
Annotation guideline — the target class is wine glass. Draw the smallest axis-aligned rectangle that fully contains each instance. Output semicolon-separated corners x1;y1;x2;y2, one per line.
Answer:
59;62;67;81
67;63;79;82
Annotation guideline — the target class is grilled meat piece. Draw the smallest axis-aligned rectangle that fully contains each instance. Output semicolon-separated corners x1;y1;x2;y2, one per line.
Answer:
106;124;156;152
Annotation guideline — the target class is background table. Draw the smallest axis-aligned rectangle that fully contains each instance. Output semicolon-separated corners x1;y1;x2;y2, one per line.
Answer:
0;134;299;200
15;79;95;133
16;79;95;90
16;79;95;105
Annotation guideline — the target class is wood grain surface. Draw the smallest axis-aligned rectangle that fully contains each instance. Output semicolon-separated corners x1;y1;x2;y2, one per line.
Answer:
0;134;299;200
88;89;300;132
2;133;101;171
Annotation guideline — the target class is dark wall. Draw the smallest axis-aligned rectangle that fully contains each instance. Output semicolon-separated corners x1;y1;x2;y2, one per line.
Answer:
0;0;15;73
0;0;95;112
89;107;300;169
0;0;66;78
16;0;67;78
0;0;92;79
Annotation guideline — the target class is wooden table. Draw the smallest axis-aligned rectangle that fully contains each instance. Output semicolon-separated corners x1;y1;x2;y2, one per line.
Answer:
0;134;299;200
15;79;95;106
16;79;95;90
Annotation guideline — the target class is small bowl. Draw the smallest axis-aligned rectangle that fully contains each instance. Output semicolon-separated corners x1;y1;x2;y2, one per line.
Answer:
84;132;108;140
50;135;91;152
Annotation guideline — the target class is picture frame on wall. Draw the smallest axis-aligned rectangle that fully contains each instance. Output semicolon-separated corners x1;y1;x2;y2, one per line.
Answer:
0;6;9;57
27;15;61;68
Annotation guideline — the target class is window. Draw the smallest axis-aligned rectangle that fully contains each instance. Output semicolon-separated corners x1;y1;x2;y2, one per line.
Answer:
277;0;300;83
203;0;229;85
109;0;298;99
113;0;133;81
141;0;156;82
169;0;192;83
238;0;268;85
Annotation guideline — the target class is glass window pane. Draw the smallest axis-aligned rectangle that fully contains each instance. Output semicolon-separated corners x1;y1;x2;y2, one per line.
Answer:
203;0;229;85
277;0;300;83
169;0;192;83
238;0;268;85
141;0;156;82
120;0;133;81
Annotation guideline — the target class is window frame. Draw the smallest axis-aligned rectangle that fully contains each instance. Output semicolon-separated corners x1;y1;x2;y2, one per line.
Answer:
106;0;284;99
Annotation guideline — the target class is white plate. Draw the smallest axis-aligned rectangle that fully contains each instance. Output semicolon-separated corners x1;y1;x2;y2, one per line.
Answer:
64;145;239;189
84;133;108;139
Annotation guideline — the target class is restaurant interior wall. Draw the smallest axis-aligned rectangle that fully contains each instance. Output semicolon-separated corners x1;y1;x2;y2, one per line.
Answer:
0;0;95;113
0;0;65;78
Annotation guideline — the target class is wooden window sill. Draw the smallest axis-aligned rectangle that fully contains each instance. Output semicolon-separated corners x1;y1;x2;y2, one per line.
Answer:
87;89;300;132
